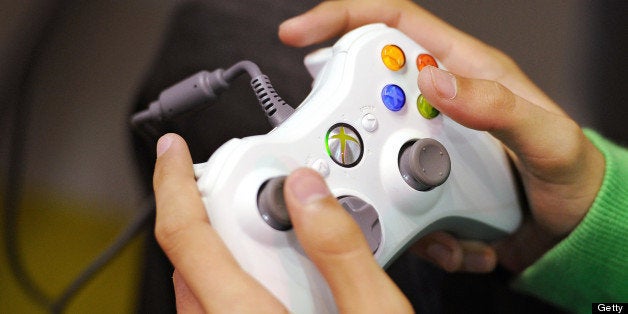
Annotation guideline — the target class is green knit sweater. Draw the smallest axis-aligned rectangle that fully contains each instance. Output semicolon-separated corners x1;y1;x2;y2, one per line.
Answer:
513;130;628;313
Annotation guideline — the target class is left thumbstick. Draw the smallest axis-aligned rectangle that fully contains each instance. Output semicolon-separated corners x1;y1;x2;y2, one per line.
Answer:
257;176;291;230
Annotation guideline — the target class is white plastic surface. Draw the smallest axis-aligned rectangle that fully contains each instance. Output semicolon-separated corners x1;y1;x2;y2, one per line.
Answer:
195;23;522;313
304;47;333;79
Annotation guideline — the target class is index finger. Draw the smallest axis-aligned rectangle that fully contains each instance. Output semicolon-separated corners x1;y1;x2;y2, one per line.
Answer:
278;0;486;74
153;134;286;313
278;0;561;111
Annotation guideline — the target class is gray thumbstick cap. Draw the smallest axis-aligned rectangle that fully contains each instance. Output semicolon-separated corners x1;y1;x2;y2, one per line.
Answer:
257;176;291;230
399;138;451;191
338;196;382;254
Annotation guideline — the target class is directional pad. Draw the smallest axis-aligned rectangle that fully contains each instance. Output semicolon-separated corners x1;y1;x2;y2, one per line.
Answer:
337;196;382;254
381;84;406;111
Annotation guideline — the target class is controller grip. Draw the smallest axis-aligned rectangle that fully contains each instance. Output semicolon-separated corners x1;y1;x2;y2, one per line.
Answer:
421;216;514;242
304;47;333;79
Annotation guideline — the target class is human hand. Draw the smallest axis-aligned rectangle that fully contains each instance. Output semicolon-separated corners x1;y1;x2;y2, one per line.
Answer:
153;133;413;313
279;0;606;273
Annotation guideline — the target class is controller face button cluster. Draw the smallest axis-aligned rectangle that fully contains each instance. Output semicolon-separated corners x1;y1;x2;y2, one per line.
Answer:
381;44;406;71
257;176;292;230
380;46;440;119
399;138;451;191
381;84;406;111
325;123;364;167
337;196;382;254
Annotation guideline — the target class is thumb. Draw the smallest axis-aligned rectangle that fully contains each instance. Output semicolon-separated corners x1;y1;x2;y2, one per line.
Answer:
417;65;580;175
417;66;604;236
283;168;412;313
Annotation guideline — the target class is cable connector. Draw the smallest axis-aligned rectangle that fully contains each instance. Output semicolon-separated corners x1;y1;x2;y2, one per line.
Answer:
158;69;230;120
131;69;230;131
131;60;294;138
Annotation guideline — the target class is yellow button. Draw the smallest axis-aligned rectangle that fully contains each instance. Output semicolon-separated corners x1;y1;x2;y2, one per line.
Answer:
381;45;405;71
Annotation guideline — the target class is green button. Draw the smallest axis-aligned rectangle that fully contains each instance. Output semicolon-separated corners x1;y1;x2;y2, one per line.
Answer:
417;94;439;119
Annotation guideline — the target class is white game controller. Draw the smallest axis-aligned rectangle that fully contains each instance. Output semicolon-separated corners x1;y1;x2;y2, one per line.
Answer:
194;23;522;313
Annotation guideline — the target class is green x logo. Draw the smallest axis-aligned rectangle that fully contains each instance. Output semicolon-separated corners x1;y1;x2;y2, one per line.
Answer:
325;124;363;167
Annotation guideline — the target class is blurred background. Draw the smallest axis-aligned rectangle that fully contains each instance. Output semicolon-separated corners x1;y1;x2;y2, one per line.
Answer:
1;0;625;313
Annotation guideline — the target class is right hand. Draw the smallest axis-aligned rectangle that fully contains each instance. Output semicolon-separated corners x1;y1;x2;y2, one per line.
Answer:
279;0;606;273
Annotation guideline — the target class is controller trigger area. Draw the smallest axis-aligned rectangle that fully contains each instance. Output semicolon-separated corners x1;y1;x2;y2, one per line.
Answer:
304;47;334;79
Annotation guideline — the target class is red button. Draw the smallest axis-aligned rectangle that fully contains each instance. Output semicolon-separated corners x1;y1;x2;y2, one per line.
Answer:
416;54;438;70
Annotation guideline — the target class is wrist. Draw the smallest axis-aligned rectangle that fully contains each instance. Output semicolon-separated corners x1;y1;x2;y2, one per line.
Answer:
512;130;628;311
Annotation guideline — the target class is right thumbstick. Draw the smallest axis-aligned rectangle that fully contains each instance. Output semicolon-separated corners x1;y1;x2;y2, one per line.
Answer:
399;138;451;191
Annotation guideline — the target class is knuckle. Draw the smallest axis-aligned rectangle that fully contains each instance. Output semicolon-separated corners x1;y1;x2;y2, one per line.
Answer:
546;121;585;168
489;47;518;70
489;81;517;110
528;119;587;180
477;81;518;128
154;214;187;251
469;44;519;79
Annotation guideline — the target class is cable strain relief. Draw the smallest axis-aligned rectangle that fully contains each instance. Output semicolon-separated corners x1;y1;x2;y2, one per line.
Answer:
251;75;294;127
204;68;230;97
158;69;230;120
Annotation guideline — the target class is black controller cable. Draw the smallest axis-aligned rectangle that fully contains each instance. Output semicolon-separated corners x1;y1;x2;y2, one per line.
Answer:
5;57;292;313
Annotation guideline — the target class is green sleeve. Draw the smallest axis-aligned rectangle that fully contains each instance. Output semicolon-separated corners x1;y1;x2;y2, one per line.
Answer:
512;130;628;313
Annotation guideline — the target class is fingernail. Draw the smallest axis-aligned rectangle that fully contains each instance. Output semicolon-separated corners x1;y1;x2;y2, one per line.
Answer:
428;66;457;100
287;169;331;206
426;243;452;266
156;134;173;158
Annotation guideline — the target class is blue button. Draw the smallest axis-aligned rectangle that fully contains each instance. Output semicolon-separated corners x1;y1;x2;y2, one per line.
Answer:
381;84;405;111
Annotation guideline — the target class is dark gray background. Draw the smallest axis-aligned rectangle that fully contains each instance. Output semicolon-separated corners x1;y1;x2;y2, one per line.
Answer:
2;1;625;312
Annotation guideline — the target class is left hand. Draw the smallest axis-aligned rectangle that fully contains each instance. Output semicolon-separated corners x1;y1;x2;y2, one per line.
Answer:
153;133;412;313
